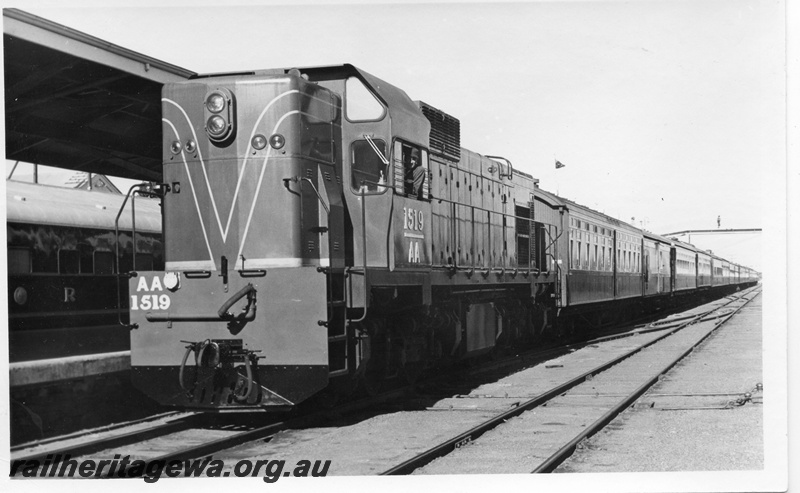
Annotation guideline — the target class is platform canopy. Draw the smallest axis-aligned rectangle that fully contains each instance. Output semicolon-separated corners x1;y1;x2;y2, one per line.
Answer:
4;9;196;181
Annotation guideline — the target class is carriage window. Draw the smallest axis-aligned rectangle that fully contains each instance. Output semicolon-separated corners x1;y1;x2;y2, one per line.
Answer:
351;139;388;193
136;254;155;271
32;248;58;273
595;245;600;270
80;244;94;274
345;77;385;121
8;247;31;274
95;251;114;275
585;244;590;270
59;249;80;274
119;253;133;274
569;240;574;269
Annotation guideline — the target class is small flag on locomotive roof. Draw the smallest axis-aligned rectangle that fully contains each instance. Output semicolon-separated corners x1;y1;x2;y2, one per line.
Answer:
555;160;565;169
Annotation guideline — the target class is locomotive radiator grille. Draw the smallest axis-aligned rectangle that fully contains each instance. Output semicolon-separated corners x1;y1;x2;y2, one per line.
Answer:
418;101;461;161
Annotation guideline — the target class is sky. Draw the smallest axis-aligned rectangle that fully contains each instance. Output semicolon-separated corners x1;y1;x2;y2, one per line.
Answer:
7;0;787;271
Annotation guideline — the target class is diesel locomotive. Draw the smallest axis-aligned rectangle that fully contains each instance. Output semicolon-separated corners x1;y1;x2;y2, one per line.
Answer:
127;64;758;409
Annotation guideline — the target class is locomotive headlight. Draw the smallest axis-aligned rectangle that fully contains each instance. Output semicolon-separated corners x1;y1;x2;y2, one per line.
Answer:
207;116;228;137
204;88;235;143
269;133;285;149
170;140;182;155
251;134;267;150
185;140;197;153
205;92;226;113
163;271;181;291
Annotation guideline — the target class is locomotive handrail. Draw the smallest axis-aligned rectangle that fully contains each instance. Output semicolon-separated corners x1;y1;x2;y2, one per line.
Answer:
428;193;550;276
350;180;554;283
484;155;514;180
114;183;153;330
283;176;330;215
349;184;370;323
430;193;537;226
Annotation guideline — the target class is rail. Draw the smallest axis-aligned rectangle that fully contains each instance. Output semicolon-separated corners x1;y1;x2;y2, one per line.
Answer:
380;286;760;475
531;287;760;472
12;413;202;463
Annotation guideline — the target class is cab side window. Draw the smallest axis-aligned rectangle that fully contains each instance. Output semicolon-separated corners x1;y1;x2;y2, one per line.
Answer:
351;139;388;193
393;141;429;200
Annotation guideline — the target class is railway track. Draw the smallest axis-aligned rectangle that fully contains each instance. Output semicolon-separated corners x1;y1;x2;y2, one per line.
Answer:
9;299;679;461
10;287;759;478
10;382;412;473
385;286;761;475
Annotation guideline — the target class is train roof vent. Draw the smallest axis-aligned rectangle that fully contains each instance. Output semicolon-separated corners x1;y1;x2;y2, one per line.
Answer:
417;101;460;162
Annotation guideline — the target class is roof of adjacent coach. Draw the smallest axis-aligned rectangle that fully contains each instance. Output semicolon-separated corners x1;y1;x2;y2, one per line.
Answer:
558;195;641;234
671;239;698;254
531;186;567;209
642;230;678;245
6;180;162;233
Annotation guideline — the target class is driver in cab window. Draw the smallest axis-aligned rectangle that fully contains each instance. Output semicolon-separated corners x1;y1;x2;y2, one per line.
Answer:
405;153;425;199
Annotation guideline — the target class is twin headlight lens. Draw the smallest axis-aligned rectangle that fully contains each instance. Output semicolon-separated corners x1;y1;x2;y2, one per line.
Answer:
204;90;234;142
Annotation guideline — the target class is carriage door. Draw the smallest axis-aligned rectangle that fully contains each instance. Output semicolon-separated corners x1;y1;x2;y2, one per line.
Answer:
392;141;431;269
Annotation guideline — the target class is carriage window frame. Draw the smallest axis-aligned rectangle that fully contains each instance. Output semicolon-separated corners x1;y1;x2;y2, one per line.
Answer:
8;247;32;274
58;248;81;274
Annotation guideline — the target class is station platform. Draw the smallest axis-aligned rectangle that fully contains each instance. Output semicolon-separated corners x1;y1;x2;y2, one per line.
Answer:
557;291;764;472
10;351;130;387
9;351;162;446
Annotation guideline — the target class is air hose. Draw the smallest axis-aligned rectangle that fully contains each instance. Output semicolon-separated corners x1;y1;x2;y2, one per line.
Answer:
234;354;255;403
178;343;196;395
